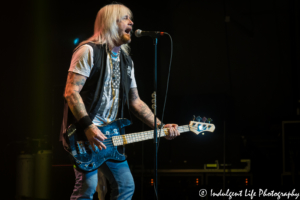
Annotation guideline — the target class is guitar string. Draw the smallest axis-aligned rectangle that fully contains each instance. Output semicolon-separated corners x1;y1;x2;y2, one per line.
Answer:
107;123;211;144
88;126;200;148
99;126;188;144
72;124;213;165
78;125;211;146
80;126;208;149
100;126;198;147
100;126;190;145
84;128;177;148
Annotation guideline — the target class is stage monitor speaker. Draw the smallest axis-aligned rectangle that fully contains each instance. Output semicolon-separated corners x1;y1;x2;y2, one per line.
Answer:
282;121;300;174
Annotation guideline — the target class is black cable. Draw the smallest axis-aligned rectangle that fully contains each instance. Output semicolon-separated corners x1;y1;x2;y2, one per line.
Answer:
223;0;230;194
153;32;173;200
157;32;173;150
153;182;158;200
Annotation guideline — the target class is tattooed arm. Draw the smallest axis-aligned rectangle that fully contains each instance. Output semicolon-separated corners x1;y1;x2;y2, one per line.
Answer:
129;88;180;139
64;72;107;150
128;88;161;128
64;72;88;119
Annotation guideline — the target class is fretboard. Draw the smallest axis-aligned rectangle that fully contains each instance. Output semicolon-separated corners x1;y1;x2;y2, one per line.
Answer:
112;125;190;146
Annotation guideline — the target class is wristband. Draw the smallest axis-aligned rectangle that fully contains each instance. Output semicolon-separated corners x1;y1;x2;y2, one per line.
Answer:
78;116;93;130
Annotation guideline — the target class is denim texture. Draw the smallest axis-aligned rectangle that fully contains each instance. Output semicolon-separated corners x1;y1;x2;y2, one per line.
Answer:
70;160;134;200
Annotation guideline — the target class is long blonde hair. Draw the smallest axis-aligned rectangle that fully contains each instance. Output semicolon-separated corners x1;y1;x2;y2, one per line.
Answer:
76;4;133;55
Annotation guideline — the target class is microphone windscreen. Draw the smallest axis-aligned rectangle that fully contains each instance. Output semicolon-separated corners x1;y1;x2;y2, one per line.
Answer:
135;29;142;37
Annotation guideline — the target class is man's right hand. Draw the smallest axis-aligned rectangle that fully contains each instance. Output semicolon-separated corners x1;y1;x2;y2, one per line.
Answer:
84;124;107;151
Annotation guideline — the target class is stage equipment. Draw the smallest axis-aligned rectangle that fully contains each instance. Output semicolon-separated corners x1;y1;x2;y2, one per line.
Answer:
33;150;52;199
281;120;300;185
16;154;34;199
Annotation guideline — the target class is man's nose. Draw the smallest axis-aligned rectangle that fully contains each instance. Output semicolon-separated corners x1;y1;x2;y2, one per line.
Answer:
129;19;134;25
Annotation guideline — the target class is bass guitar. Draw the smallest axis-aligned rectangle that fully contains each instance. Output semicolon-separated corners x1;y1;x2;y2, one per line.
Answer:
64;118;215;171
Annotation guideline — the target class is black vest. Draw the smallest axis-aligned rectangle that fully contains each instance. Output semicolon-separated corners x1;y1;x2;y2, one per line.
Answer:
60;43;133;140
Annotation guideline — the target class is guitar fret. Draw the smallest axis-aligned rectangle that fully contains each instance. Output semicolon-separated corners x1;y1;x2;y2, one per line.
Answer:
128;134;132;144
125;135;129;144
130;134;133;143
127;135;130;143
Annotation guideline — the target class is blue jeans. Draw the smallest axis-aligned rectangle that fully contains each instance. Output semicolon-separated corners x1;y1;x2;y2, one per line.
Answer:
70;160;135;200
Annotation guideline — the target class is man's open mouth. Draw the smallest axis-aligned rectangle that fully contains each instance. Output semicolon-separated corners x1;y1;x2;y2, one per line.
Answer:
125;28;131;34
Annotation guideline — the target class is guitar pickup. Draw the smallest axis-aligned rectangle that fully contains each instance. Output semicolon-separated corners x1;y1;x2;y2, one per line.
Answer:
76;141;87;154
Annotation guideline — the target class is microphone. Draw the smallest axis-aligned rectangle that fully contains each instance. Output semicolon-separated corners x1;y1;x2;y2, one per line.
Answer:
135;29;165;38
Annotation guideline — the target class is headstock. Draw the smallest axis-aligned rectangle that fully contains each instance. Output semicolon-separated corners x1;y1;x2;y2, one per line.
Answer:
190;116;215;135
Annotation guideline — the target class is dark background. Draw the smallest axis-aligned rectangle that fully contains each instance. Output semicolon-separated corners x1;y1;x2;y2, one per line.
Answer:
2;0;300;199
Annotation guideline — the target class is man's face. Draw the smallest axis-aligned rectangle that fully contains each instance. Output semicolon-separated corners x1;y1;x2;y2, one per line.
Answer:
117;14;133;45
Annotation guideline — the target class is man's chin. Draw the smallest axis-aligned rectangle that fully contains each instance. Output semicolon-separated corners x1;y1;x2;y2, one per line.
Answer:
121;34;131;44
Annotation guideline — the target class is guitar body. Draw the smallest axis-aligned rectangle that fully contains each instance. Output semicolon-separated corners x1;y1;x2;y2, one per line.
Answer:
65;118;131;171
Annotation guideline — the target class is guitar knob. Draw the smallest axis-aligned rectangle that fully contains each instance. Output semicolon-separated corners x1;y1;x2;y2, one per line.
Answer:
196;116;202;122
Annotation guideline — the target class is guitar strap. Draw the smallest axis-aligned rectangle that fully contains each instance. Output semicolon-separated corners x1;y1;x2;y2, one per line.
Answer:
121;97;125;155
60;100;69;145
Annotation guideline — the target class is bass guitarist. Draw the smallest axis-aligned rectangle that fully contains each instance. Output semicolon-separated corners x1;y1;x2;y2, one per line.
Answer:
60;3;180;199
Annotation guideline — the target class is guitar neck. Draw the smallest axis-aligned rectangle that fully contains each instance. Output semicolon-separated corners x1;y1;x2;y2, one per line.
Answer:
112;125;190;146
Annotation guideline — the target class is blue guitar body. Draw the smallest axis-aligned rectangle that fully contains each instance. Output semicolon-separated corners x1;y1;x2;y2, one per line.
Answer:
65;118;131;172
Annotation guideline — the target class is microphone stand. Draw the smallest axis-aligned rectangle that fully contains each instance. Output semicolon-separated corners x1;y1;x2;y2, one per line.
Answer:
152;37;158;199
137;30;162;199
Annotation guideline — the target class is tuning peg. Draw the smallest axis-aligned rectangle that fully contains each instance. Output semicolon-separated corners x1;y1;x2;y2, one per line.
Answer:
196;116;202;122
193;115;195;121
207;118;213;123
202;117;207;122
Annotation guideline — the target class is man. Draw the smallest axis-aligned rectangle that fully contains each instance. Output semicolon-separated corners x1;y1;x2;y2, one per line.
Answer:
61;3;179;200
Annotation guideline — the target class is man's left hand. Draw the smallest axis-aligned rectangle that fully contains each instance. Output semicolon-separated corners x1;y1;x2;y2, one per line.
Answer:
163;124;180;140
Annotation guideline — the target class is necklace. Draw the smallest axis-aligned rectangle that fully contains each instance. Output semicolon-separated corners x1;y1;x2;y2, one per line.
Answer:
110;49;120;59
111;51;119;58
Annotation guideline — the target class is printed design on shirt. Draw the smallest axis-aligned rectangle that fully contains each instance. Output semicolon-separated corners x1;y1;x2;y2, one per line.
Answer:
112;60;120;89
97;57;120;124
